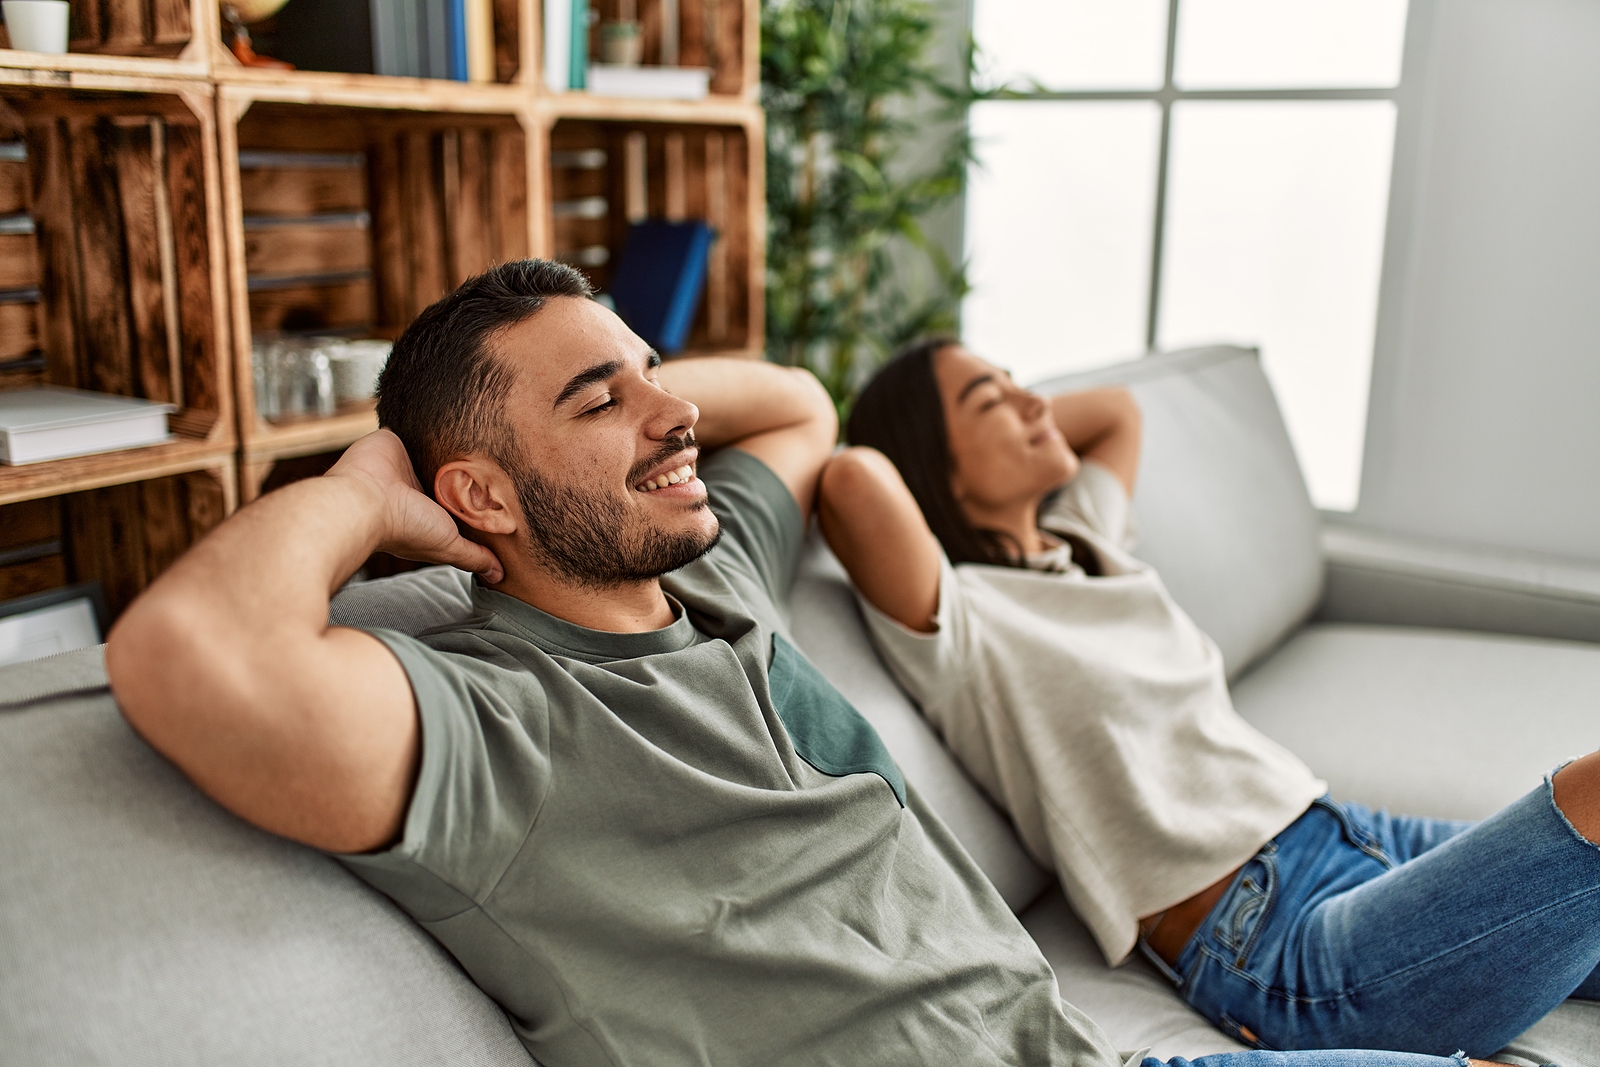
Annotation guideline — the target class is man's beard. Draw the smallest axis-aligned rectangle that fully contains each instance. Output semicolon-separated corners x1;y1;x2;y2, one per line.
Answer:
508;435;721;589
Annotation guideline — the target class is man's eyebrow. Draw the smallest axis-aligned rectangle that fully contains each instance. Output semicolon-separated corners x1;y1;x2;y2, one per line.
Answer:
553;359;623;409
957;373;996;404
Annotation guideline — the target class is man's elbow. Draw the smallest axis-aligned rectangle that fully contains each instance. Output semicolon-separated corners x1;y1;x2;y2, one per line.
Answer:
789;365;838;445
106;593;225;742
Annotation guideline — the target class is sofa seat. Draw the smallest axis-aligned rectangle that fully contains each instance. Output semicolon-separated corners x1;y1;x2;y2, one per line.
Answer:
1233;623;1600;820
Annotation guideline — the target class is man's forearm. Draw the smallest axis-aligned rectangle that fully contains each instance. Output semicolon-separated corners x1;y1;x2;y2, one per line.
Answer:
659;357;833;448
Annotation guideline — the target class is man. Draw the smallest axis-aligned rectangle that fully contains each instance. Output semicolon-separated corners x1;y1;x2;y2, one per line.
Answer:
106;261;1506;1067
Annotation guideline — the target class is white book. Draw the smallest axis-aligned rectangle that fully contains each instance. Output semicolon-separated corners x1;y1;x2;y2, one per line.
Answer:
0;387;174;466
544;0;571;92
587;64;710;100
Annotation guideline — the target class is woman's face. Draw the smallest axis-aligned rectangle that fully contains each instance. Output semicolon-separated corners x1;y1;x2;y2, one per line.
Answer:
934;345;1079;519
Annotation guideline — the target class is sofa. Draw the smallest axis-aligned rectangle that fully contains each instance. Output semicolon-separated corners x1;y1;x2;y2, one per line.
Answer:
4;345;1599;1066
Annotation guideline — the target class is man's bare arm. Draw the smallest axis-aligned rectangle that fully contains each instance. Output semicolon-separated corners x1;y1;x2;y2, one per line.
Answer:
1048;387;1143;496
658;357;837;518
817;447;943;634
105;430;502;854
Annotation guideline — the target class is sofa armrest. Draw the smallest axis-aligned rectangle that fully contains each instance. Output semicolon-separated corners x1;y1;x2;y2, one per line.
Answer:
1317;522;1600;645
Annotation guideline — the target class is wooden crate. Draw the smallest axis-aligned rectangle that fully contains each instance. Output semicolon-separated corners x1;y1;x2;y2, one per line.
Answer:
0;81;235;508
0;0;217;81
582;0;756;98
545;112;762;356
218;88;536;497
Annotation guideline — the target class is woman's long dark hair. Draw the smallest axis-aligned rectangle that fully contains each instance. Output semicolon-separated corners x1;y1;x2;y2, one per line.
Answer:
846;338;1029;568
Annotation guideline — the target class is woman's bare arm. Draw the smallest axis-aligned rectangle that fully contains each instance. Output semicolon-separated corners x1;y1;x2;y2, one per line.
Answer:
1048;387;1143;495
817;447;943;633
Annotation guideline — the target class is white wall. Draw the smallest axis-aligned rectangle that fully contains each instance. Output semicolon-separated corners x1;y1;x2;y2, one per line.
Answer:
1357;0;1600;562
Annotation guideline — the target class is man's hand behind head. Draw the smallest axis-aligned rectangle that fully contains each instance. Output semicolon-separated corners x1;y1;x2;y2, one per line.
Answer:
329;429;504;585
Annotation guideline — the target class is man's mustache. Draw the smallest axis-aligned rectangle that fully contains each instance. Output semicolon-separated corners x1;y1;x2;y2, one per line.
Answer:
626;431;698;486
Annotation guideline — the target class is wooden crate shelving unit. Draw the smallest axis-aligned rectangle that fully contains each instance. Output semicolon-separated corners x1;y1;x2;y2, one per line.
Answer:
0;0;763;614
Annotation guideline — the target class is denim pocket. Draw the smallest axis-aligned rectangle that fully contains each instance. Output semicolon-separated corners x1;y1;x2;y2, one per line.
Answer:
1211;844;1277;969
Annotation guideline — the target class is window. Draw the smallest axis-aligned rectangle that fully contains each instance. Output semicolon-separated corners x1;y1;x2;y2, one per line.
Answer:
963;0;1408;511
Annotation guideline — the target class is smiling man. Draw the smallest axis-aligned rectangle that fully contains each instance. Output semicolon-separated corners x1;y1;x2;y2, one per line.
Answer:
103;261;1510;1067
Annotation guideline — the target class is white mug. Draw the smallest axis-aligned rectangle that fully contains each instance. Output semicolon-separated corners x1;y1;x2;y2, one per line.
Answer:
3;0;70;54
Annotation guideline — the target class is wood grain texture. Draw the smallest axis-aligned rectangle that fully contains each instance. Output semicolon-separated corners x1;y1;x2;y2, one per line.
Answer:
239;165;366;216
401;131;448;309
163;119;220;416
27;120;82;389
63;481;149;618
492;0;520;83
0;303;41;363
491;125;529;262
244;222;371;277
248;279;373;332
0;497;59;548
114;118;175;403
0;437;233;507
69;0;105;51
449;128;491;282
0;159;28;215
367;135;412;328
101;0;150;53
0;232;37;291
149;0;193;48
69;117;136;397
0;555;66;601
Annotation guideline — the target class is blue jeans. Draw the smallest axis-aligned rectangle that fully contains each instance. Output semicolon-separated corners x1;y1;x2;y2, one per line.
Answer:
1142;778;1600;1057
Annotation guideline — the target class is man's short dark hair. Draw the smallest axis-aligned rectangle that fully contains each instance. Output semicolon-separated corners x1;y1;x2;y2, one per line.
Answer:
375;259;594;494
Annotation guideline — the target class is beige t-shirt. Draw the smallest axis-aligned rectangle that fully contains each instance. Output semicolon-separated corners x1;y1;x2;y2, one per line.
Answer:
859;461;1326;964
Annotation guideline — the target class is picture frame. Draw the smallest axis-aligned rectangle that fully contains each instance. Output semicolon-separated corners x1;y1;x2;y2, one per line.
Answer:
0;582;110;669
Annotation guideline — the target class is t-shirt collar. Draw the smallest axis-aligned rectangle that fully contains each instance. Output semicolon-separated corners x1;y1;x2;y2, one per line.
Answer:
470;582;702;662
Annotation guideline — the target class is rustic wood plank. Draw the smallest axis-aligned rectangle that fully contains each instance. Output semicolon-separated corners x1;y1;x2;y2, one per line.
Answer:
0;437;233;507
663;131;686;221
366;134;412;329
491;0;519;83
704;130;728;343
723;125;750;344
451;127;493;280
0;233;37;291
248;280;373;332
113;118;175;404
680;0;709;70
401;131;448;308
244;223;371;277
711;0;744;96
182;468;227;538
27;120;83;390
0;300;40;359
148;0;192;49
70;0;105;51
0;497;60;549
0;555;67;601
69;117;136;397
102;0;150;53
63;481;148;620
163;119;219;415
491;125;529;262
0;160;29;216
239;165;367;216
138;474;188;578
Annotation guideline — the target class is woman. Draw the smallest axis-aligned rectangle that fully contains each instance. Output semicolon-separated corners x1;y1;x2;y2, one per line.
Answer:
818;337;1600;1058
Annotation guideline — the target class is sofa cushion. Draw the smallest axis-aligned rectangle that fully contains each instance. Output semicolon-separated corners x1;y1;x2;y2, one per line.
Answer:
1034;346;1323;678
1232;622;1600;821
0;648;535;1067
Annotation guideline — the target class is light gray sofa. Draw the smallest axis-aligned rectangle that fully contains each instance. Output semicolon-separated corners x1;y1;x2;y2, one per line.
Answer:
4;345;1599;1066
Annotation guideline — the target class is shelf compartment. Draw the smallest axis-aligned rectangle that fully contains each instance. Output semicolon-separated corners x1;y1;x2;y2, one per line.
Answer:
546;0;755;100
546;114;761;356
220;92;534;467
0;82;235;506
0;0;218;76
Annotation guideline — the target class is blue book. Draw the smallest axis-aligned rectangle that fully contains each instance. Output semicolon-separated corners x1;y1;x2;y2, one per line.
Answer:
569;0;588;89
608;220;714;354
447;0;468;79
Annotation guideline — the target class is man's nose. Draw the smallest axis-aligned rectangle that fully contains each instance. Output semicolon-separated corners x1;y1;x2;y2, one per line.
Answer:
650;389;698;439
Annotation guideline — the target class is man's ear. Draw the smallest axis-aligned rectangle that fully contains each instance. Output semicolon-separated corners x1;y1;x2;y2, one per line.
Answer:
434;459;519;536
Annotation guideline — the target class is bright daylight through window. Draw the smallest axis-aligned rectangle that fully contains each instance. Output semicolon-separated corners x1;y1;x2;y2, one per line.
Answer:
963;0;1408;511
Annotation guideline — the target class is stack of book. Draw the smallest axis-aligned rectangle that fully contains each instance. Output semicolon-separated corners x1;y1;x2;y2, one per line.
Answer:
544;0;709;98
0;387;173;466
267;0;496;81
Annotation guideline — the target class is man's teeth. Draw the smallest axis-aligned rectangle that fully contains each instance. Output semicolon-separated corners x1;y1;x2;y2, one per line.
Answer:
638;464;696;492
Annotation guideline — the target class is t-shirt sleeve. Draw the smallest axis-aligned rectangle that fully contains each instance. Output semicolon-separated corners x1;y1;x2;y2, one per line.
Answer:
854;552;970;715
1039;460;1138;550
699;446;806;612
332;628;550;921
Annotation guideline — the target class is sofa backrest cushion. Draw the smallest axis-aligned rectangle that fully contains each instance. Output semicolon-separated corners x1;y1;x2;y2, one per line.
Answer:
329;553;1053;913
0;649;536;1067
1034;346;1324;677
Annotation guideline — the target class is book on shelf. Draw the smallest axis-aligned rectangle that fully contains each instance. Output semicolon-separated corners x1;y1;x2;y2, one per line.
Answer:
570;0;590;89
0;387;174;466
543;0;571;90
587;64;710;99
268;0;488;80
607;220;714;355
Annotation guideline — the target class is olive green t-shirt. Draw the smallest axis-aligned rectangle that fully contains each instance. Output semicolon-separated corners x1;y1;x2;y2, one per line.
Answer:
338;448;1124;1067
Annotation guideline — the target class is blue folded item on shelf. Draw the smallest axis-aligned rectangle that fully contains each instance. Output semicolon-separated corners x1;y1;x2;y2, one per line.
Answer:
607;219;715;354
